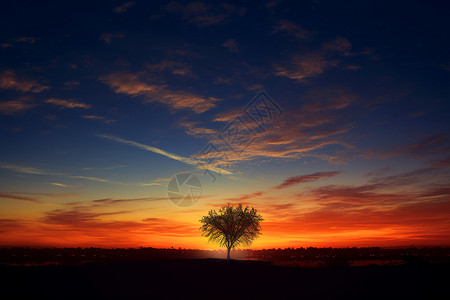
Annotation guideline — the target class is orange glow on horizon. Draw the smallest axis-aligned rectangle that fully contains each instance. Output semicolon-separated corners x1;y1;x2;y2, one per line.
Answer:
1;193;449;249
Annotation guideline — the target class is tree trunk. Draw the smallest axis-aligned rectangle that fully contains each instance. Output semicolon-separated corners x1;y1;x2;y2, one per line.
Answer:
227;247;231;260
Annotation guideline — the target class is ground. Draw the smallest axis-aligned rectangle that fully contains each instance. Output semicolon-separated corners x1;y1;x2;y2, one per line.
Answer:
2;258;449;299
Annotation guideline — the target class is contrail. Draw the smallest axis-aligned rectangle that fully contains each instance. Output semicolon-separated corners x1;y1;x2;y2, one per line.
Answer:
96;134;232;175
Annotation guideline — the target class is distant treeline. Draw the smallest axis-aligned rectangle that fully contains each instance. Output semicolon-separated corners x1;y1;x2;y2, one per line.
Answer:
1;246;449;265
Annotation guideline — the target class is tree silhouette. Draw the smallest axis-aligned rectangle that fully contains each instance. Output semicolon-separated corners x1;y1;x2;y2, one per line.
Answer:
199;204;263;260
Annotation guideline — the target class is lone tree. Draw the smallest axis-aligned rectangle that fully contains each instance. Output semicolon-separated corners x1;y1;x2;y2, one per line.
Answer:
199;204;263;260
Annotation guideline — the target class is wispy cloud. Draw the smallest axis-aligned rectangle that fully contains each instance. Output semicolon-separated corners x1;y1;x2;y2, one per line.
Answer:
64;80;80;87
0;163;49;175
48;182;68;187
179;121;217;138
273;20;312;39
265;0;281;9
222;38;239;53
82;165;126;171
275;53;336;81
96;134;231;175
0;193;42;204
82;115;115;123
225;191;266;202
14;37;39;44
0;37;39;48
0;162;132;186
18;192;80;200
145;61;195;78
208;87;358;165
275;37;353;82
0;161;161;187
162;2;246;27
154;177;171;182
304;167;450;207
136;182;162;187
365;167;392;177
0;70;49;93
430;155;450;168
0;43;13;48
100;33;124;44
360;133;450;161
273;171;342;190
405;134;450;157
0;97;36;115
62;196;169;208
366;167;449;189
99;71;221;113
45;98;91;109
70;176;116;184
70;175;150;186
222;172;341;202
114;1;135;14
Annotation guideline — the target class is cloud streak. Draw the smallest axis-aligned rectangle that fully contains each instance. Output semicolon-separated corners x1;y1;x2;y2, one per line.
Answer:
0;193;42;204
273;171;342;190
48;182;68;187
0;70;49;93
0;163;49;175
222;39;239;53
225;191;266;202
99;71;221;113
70;176;114;183
100;33;124;44
273;20;312;39
114;1;135;14
45;98;91;109
82;115;115;123
97;134;232;175
208;87;358;165
0;98;35;115
275;37;353;82
162;2;246;27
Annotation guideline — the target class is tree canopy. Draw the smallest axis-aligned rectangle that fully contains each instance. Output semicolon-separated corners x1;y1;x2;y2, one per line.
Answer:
199;204;263;259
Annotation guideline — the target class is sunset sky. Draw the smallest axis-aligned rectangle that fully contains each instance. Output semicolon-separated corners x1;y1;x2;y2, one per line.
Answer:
1;0;450;249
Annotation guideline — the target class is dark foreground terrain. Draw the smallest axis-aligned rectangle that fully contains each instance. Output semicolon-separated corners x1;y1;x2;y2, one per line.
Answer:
1;258;449;300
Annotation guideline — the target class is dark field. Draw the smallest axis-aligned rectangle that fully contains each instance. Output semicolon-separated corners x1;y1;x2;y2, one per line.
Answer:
2;259;449;299
1;247;450;299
